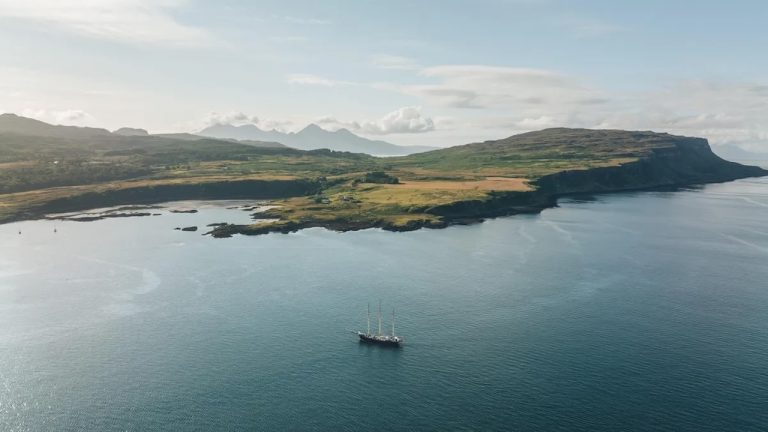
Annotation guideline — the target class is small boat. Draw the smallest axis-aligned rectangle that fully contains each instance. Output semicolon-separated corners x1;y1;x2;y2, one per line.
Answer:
357;300;402;346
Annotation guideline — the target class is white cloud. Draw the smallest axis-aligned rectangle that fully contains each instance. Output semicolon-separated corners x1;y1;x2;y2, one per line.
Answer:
286;65;596;113
591;80;768;148
315;116;360;130
21;108;96;126
193;111;295;132
195;108;434;136
288;65;765;144
365;64;768;150
313;107;435;135
667;113;744;130
405;65;601;109
284;65;601;112
0;0;211;46
259;118;295;132
203;111;259;127
516;116;558;129
360;106;435;135
315;115;339;125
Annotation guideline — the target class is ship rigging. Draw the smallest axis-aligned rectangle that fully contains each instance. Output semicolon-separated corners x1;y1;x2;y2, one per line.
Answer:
357;300;402;346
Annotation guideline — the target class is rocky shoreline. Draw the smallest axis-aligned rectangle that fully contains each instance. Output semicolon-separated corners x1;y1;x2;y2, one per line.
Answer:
204;143;767;238
4;134;766;238
1;178;323;225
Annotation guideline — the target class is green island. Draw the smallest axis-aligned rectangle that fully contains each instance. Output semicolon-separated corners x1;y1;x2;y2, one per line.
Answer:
0;113;765;237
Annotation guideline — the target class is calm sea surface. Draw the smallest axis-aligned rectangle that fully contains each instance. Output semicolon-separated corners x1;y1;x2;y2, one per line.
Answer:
1;178;768;431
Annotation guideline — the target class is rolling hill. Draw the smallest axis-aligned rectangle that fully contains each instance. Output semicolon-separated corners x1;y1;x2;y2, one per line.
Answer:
0;115;764;236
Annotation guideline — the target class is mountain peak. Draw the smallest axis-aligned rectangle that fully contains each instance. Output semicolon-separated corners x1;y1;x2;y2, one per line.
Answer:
334;128;356;136
205;123;263;131
200;120;434;155
0;112;46;126
299;123;325;134
113;127;149;136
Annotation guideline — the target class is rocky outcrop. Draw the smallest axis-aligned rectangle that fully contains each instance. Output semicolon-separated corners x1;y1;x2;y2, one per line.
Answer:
427;137;766;223
532;137;766;196
206;217;449;238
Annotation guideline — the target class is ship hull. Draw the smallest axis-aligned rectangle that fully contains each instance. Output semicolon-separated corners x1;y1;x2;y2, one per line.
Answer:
358;333;401;347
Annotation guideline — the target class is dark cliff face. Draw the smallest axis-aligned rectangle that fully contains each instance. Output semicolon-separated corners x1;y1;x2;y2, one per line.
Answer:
426;136;767;222
425;191;553;219
532;136;767;196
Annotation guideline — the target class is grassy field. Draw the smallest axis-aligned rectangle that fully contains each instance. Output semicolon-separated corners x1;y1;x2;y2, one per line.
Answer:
3;125;699;229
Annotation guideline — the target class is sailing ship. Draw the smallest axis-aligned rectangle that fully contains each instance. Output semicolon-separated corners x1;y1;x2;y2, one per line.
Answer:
357;300;402;346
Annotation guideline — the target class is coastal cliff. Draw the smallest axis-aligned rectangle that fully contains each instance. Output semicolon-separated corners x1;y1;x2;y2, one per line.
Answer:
0;120;765;235
533;136;765;195
207;130;767;237
423;134;765;223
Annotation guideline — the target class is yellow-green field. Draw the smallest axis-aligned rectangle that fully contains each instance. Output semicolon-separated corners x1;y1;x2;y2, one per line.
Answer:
2;127;688;229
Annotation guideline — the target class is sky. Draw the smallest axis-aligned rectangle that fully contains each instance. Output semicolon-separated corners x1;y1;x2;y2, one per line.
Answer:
0;0;766;150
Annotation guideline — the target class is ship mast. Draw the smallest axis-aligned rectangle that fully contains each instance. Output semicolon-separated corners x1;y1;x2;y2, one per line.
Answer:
367;303;371;336
392;308;395;336
378;300;382;336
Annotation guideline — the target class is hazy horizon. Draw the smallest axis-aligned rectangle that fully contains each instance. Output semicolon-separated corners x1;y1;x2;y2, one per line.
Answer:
1;0;766;150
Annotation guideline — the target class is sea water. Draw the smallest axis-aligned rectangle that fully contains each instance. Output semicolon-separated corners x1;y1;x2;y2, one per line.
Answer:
1;179;767;431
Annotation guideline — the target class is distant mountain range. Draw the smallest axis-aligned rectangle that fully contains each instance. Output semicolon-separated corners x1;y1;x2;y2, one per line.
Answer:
0;114;436;156
0;113;112;139
199;123;437;155
0;113;285;149
3;113;766;233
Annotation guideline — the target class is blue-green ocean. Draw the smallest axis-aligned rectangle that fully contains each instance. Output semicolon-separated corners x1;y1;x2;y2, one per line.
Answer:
1;177;768;431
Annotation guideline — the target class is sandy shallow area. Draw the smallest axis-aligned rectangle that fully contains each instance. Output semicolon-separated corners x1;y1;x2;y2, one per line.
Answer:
45;200;273;221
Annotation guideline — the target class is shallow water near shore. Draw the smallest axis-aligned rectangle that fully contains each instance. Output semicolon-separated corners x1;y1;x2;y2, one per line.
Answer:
1;177;768;431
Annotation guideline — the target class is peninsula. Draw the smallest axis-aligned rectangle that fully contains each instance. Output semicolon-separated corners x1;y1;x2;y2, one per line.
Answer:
0;113;764;237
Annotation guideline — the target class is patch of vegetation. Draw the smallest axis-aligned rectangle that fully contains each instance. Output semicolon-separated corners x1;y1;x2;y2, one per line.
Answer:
356;171;399;184
0;160;152;194
1;120;763;232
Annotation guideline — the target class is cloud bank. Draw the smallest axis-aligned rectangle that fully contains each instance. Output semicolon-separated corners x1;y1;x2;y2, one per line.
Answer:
0;0;211;46
203;111;260;127
287;63;768;149
408;65;603;109
314;107;435;135
360;106;435;135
